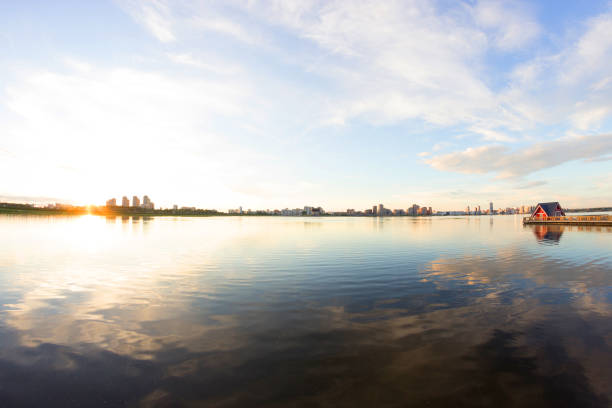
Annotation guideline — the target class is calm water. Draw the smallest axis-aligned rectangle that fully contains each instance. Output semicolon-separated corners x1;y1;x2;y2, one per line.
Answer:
1;214;612;407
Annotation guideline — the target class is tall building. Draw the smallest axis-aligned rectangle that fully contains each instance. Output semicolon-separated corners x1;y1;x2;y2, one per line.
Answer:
121;196;130;207
106;198;116;207
466;205;470;215
142;195;154;210
132;196;140;207
489;202;494;213
372;205;377;216
378;204;384;217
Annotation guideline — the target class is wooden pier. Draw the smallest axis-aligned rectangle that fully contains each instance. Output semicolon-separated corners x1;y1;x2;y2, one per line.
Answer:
523;215;612;226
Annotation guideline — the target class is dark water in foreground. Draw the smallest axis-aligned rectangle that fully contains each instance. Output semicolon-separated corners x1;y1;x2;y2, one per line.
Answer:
1;214;612;407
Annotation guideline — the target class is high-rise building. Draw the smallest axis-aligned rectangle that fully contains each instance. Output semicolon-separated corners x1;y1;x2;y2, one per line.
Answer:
132;196;140;207
121;196;130;207
466;205;470;215
490;202;494;213
378;204;384;217
372;205;377;216
142;195;154;210
106;198;116;207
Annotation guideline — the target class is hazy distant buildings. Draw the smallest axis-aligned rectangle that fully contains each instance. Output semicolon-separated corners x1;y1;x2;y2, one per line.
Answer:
378;204;384;217
490;202;494;213
104;195;154;210
312;207;324;216
372;205;377;216
142;195;154;210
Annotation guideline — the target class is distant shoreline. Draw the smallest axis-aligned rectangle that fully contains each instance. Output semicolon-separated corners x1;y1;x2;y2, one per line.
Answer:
1;202;610;217
0;203;222;217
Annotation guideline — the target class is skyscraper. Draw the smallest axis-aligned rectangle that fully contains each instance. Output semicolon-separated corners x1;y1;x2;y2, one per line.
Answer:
372;205;377;216
378;204;384;217
121;196;130;207
142;195;154;209
490;202;494;213
132;196;140;207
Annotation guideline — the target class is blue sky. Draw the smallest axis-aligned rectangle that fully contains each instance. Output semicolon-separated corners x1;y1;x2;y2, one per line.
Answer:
1;0;612;211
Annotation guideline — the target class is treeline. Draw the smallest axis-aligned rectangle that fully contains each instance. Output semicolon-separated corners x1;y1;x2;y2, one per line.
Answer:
90;206;222;216
0;202;87;215
566;207;612;213
0;202;223;217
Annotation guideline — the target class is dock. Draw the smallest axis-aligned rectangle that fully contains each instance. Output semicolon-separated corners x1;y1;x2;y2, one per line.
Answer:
523;215;612;226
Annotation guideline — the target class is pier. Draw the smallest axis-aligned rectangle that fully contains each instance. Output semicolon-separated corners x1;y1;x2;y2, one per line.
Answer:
523;215;612;226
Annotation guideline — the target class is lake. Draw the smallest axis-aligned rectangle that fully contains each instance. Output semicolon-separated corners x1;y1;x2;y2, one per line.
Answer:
1;214;611;407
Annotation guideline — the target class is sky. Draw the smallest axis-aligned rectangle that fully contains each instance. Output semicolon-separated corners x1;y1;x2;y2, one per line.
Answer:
1;0;612;211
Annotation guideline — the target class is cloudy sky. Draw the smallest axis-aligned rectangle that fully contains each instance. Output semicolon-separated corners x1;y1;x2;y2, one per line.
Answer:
1;0;612;211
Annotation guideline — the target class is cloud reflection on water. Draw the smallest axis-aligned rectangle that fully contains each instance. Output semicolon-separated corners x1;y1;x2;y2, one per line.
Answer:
0;215;611;406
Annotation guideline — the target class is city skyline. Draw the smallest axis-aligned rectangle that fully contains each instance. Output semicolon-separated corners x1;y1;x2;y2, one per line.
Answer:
99;194;535;215
1;1;612;209
0;192;581;214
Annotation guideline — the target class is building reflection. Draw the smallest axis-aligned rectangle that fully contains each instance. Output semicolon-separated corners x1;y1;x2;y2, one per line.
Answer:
530;224;564;244
1;215;612;406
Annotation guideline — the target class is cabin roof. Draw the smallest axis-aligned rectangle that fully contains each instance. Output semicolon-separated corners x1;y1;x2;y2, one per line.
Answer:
534;202;562;216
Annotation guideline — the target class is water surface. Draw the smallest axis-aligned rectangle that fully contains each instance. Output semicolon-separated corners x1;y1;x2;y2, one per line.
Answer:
1;215;611;407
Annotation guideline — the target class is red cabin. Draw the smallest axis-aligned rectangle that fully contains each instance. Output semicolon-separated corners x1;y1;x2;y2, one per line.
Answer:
531;202;565;219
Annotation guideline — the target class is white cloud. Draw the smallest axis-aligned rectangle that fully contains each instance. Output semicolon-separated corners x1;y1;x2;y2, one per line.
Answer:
188;16;261;45
570;106;610;130
121;0;175;43
469;126;516;142
499;9;612;133
425;133;612;178
515;180;547;190
166;53;242;75
119;0;612;139
1;61;253;205
560;11;612;85
472;0;540;50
